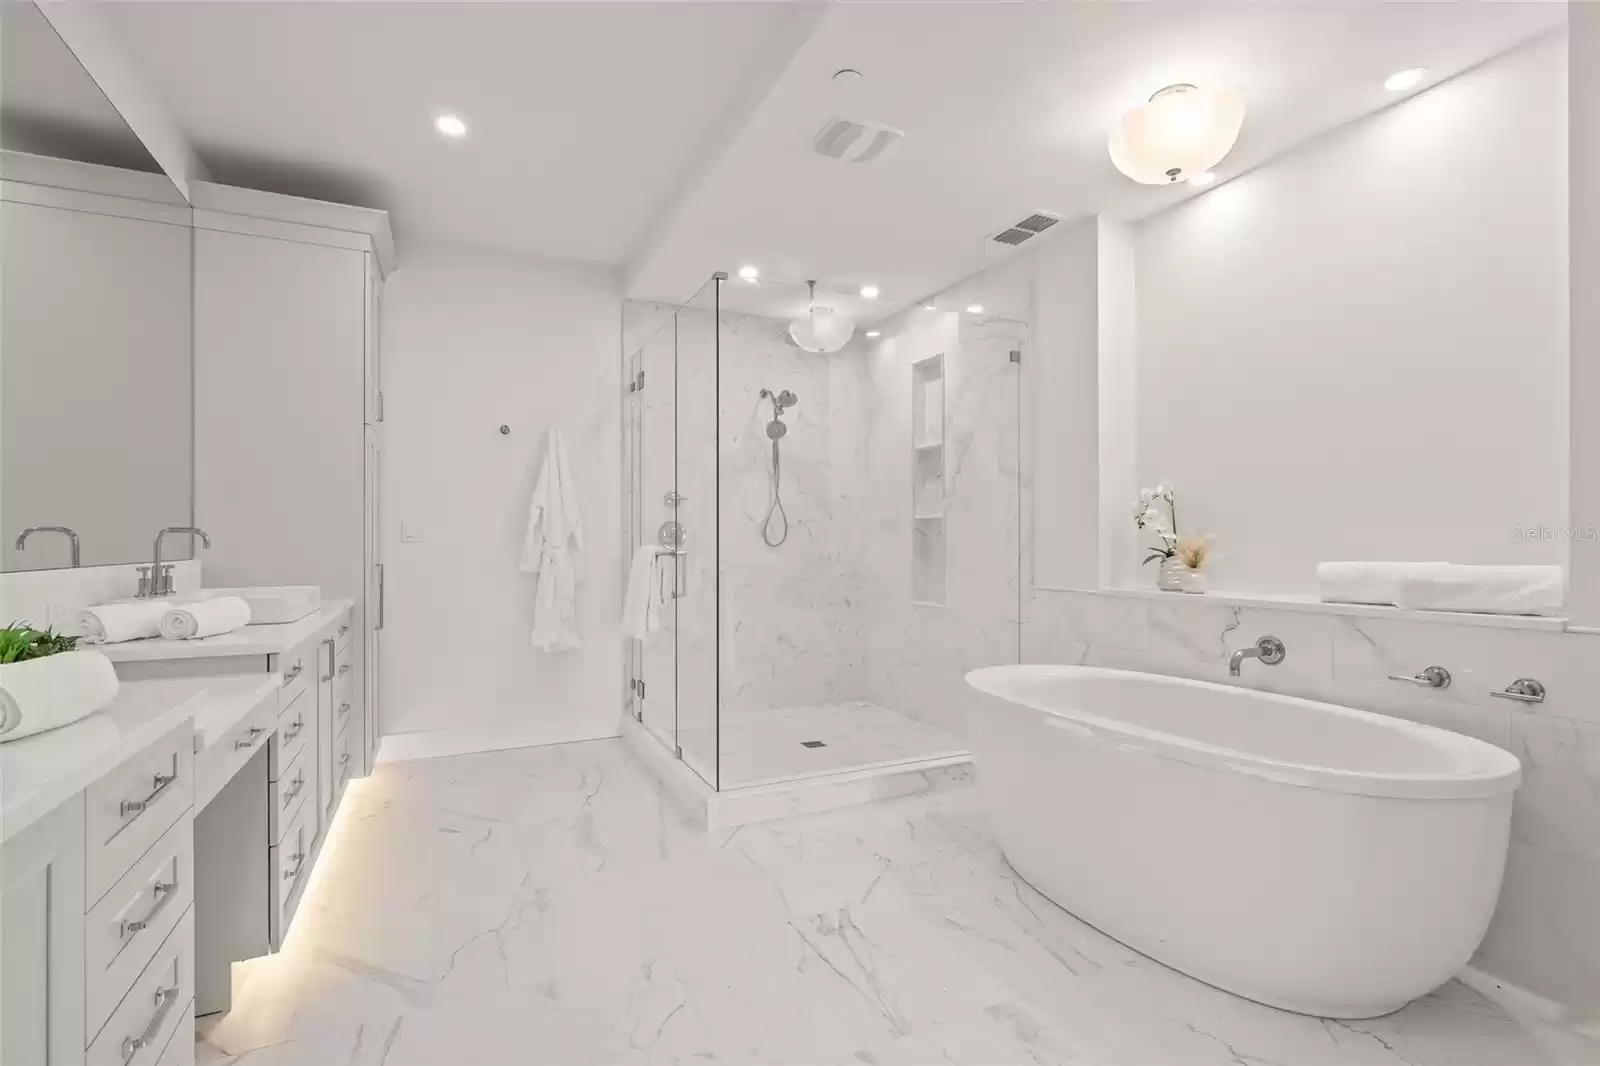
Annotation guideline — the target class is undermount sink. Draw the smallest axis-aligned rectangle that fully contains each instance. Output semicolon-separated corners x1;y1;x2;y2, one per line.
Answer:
194;586;321;625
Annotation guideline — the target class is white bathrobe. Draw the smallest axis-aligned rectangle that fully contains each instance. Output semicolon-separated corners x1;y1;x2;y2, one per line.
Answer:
521;429;585;651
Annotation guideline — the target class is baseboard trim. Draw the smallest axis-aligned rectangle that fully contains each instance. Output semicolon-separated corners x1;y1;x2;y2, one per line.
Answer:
375;719;622;764
1457;966;1569;1024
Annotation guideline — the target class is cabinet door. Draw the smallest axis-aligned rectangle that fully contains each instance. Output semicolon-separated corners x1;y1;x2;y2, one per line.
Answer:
364;255;383;425
316;636;336;828
364;424;382;774
1;796;87;1066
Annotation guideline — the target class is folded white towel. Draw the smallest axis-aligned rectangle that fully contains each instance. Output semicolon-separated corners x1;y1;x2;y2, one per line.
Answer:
159;597;252;640
1316;562;1451;607
622;546;671;639
0;650;120;742
1394;565;1565;616
77;600;171;644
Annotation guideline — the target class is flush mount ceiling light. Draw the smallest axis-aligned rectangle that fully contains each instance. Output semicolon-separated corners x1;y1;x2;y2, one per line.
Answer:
866;330;882;338
1109;83;1245;185
435;114;468;138
1385;67;1428;92
738;265;760;282
924;304;938;312
788;281;855;353
966;304;985;314
859;284;880;300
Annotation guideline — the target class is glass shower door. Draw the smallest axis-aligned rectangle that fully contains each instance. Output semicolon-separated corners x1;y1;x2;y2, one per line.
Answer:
634;321;679;756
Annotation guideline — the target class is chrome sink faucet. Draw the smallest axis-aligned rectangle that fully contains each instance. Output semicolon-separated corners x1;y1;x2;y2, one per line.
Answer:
15;526;81;567
145;527;211;597
1228;636;1286;676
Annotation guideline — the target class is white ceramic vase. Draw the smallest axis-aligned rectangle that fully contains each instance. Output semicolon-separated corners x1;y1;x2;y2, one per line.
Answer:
1180;568;1209;594
1156;556;1186;592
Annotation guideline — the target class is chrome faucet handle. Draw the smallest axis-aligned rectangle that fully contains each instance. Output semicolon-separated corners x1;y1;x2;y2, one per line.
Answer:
1254;636;1286;665
158;564;176;597
136;566;153;598
1491;678;1546;704
1387;666;1452;689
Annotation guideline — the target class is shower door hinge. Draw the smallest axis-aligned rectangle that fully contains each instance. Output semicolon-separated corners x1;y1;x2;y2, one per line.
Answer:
1009;350;1022;364
630;677;646;700
627;370;645;394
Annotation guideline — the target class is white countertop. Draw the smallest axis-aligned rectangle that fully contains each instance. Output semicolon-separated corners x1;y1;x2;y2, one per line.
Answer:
93;599;355;662
0;673;275;843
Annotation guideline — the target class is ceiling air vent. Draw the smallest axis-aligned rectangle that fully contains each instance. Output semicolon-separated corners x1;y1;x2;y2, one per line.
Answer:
813;117;904;164
988;211;1062;247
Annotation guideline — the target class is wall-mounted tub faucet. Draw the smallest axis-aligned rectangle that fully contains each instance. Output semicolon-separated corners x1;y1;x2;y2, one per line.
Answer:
15;526;81;567
1228;636;1286;676
147;526;211;597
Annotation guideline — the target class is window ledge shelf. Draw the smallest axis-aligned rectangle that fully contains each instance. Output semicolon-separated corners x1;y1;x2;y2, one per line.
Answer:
1059;586;1571;633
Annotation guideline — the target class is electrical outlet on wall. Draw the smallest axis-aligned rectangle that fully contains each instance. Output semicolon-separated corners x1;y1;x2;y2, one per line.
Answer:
401;521;425;544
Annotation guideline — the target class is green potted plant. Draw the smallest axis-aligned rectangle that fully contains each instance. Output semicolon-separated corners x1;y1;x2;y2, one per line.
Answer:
0;622;120;742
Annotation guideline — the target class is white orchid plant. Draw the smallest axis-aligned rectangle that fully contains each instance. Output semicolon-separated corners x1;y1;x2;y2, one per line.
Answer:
1134;484;1180;567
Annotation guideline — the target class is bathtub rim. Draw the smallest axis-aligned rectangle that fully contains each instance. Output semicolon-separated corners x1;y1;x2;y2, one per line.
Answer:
965;664;1521;800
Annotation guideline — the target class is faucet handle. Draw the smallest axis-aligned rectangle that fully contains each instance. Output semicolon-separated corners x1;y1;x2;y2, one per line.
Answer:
136;566;153;598
158;564;176;597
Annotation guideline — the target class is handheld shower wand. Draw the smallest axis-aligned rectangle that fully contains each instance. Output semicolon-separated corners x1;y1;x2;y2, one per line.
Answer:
759;388;799;546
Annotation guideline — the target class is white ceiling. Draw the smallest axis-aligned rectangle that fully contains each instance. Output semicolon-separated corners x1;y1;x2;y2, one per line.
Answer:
629;0;1565;321
95;0;1563;319
101;0;813;265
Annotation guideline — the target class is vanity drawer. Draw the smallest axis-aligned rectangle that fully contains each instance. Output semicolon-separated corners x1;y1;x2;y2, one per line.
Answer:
275;643;312;711
88;909;193;1066
273;690;311;782
269;798;316;947
85;813;194;1042
270;750;311;844
194;686;278;814
85;723;194;906
332;721;356;793
335;616;353;655
152;1001;195;1066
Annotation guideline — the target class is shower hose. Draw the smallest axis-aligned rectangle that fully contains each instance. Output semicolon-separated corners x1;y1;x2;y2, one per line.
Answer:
762;437;789;547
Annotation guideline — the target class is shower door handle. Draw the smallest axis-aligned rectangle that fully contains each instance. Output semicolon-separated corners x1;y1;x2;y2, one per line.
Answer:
662;548;687;600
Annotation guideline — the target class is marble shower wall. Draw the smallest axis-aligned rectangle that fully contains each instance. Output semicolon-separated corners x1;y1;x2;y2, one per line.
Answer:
1021;588;1600;1014
861;311;1024;740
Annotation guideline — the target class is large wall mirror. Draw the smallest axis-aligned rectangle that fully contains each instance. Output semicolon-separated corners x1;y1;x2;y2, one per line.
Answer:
1;0;194;572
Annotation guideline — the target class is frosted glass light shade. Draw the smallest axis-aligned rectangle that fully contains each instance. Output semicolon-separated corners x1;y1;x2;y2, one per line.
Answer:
788;305;855;353
1109;84;1245;185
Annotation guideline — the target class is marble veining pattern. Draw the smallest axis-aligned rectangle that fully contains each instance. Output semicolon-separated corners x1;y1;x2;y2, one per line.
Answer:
196;741;1591;1066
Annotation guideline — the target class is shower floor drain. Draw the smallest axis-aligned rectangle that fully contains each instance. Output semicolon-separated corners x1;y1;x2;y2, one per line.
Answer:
801;740;827;748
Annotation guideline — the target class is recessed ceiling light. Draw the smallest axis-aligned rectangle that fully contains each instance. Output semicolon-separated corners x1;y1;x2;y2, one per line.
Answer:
1188;171;1217;187
924;304;937;312
738;265;759;282
1384;67;1428;92
435;114;467;138
860;284;880;300
966;304;985;314
866;330;881;338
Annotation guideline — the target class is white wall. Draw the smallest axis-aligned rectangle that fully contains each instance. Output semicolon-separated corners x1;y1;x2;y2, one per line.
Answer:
380;245;623;755
1569;9;1600;626
1132;33;1568;595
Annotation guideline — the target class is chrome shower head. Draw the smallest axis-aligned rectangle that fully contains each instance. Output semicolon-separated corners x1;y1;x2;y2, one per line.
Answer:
766;420;788;440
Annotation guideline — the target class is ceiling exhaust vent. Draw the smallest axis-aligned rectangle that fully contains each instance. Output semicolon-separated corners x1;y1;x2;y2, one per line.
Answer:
988;211;1062;247
813;117;904;164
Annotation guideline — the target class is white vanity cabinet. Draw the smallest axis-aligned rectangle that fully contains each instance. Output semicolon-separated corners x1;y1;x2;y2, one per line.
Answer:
1;796;87;1066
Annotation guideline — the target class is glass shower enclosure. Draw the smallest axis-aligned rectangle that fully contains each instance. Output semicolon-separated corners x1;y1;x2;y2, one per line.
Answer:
624;273;1023;792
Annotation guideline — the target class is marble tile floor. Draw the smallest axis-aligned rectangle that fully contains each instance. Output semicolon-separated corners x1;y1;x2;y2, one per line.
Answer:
677;701;968;790
197;739;1598;1066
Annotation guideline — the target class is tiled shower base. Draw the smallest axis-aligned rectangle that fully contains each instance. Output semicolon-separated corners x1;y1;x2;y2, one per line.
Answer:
691;700;969;790
624;702;971;829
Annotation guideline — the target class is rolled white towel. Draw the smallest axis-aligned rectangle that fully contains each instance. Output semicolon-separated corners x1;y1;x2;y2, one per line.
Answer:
1316;561;1451;607
159;597;252;640
1395;565;1565;616
77;600;170;644
0;650;120;742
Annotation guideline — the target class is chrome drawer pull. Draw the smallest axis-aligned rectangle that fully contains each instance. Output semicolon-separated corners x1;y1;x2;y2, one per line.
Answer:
337;701;351;718
1492;678;1546;703
283;850;306;882
120;773;176;817
234;726;267;751
282;662;303;686
283;715;305;742
120;984;178;1061
337;664;350;678
339;624;350;636
118;881;176;940
282;773;305;808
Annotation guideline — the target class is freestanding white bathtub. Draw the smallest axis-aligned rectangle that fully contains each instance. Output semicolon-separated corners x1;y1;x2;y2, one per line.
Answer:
965;664;1521;1019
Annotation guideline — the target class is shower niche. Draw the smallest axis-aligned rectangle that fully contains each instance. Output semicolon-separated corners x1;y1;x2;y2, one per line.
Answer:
911;353;946;605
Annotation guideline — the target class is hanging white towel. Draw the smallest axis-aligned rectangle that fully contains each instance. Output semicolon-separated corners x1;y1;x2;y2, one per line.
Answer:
522;429;585;651
623;546;673;639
